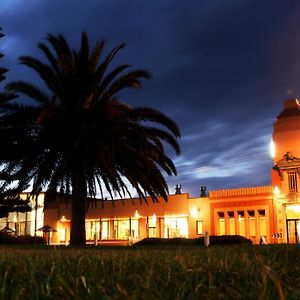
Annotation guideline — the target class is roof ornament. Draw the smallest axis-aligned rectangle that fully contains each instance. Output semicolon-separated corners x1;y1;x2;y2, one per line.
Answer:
175;184;182;194
273;152;300;180
284;151;295;161
200;186;207;197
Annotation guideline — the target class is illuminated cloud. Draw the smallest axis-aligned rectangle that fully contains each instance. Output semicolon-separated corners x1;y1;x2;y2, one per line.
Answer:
2;1;300;197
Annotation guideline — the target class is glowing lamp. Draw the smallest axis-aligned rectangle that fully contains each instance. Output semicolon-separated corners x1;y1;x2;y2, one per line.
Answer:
152;214;156;222
134;210;139;219
270;139;275;158
273;186;280;196
190;207;198;218
60;215;67;222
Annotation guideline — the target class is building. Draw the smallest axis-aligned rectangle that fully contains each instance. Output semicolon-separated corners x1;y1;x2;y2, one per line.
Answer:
1;99;300;244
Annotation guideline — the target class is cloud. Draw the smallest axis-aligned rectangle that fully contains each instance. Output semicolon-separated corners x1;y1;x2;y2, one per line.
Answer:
2;0;299;197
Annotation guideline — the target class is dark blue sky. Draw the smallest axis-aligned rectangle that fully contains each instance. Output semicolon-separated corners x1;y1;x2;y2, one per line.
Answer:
2;0;300;197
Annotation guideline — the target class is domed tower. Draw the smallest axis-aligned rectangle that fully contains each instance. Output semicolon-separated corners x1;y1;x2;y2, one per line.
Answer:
272;99;300;243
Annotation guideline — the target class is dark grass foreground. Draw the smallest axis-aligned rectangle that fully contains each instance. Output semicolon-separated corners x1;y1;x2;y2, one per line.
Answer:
0;245;299;299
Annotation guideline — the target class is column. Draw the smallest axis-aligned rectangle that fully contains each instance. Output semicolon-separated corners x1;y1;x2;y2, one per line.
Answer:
139;218;147;240
225;211;229;235
109;220;114;239
234;211;239;235
245;210;250;238
255;210;260;244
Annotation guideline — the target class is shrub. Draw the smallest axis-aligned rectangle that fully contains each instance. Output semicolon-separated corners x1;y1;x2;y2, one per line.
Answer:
0;233;46;245
195;235;252;245
134;237;192;246
134;235;252;246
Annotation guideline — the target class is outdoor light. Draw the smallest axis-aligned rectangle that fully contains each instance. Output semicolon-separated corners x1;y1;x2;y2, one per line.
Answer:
273;186;280;196
270;139;275;158
134;210;139;219
190;207;198;218
60;215;67;222
152;214;156;222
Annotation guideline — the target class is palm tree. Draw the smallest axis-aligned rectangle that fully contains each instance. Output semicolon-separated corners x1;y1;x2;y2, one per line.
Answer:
0;28;31;218
0;32;180;246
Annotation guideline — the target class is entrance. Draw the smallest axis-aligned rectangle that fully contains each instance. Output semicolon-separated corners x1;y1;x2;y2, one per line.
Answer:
286;219;300;243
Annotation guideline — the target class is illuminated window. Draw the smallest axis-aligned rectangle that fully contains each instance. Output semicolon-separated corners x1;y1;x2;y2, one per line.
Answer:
101;220;110;239
85;221;93;240
259;210;267;237
248;210;256;237
238;211;245;236
0;219;6;230
113;219;139;240
113;219;130;240
159;218;164;238
148;216;156;238
196;221;203;235
131;219;139;239
218;212;225;235
59;228;66;242
288;172;298;192
86;220;100;241
164;217;188;238
228;211;235;235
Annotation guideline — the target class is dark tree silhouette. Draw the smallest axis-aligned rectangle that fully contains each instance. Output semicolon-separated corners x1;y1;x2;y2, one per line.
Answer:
0;32;180;246
0;28;31;218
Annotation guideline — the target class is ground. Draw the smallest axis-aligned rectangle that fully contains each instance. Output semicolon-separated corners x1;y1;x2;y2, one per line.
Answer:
0;244;299;299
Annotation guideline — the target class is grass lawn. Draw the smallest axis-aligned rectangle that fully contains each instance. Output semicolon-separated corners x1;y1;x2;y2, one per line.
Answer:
0;244;299;299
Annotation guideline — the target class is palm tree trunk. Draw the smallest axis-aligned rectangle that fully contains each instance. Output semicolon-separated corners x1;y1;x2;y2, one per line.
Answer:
70;171;87;246
34;195;38;236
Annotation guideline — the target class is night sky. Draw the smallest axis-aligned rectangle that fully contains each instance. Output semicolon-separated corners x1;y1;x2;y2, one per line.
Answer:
2;0;300;197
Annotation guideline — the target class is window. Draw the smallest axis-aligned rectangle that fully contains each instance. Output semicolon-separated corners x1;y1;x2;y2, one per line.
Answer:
248;210;256;237
196;221;203;235
148;216;156;238
238;211;245;236
101;220;110;239
164;217;188;238
259;210;267;237
59;228;66;242
113;219;130;240
85;220;100;241
288;172;298;192
228;211;235;235
218;212;225;235
130;219;139;240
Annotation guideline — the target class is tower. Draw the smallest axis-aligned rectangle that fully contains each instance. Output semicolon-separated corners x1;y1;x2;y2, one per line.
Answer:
272;99;300;243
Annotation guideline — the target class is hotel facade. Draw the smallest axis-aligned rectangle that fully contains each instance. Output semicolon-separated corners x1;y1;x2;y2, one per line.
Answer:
1;99;300;245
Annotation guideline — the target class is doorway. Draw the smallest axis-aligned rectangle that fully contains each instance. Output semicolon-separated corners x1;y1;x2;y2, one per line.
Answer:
286;219;300;243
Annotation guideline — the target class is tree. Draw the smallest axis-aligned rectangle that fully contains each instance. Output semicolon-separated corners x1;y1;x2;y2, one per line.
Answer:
0;32;180;246
0;28;31;218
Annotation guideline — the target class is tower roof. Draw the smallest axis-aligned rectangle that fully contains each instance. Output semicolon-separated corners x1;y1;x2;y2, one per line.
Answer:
277;98;300;119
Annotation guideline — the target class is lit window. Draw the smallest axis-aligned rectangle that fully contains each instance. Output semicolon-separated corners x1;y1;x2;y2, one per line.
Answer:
130;219;139;239
148;216;156;238
259;210;267;237
113;219;130;240
59;228;66;242
288;172;298;192
218;212;225;235
196;221;203;235
238;211;245;237
101;221;110;239
248;210;256;237
164;217;188;238
228;211;235;235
